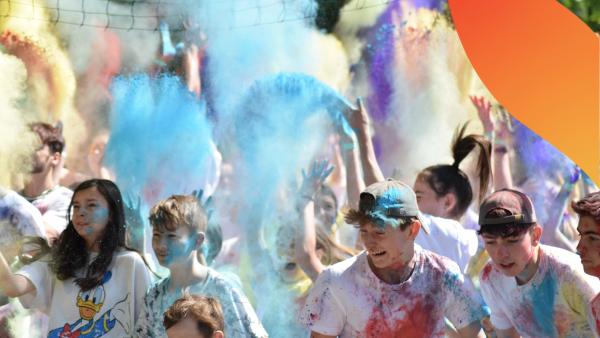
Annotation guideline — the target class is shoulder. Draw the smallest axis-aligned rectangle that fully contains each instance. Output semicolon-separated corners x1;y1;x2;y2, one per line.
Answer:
478;260;502;286
114;249;149;269
416;249;464;283
421;213;463;233
540;244;581;268
324;251;364;280
48;186;73;204
145;277;168;299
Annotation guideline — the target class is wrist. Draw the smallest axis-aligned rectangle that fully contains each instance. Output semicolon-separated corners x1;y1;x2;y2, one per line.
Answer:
484;131;495;139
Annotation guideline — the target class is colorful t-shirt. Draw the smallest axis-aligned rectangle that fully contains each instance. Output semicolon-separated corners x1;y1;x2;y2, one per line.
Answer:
0;191;45;249
135;268;267;338
480;244;600;337
21;185;73;234
415;213;478;273
298;248;490;337
15;250;152;338
588;292;600;338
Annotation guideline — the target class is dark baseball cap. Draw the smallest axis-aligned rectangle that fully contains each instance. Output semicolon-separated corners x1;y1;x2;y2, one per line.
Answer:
479;189;537;225
358;179;430;234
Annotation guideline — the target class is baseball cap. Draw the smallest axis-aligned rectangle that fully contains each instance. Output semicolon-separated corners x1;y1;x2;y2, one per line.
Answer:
358;179;430;234
479;189;537;225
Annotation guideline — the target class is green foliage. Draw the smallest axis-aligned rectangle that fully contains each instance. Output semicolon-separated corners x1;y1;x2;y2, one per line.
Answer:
556;0;600;32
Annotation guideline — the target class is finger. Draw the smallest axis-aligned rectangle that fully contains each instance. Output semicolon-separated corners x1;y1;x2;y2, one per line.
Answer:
302;168;308;180
197;189;204;202
204;195;213;208
316;159;327;176
321;165;335;180
356;97;364;111
310;160;317;178
206;208;214;221
137;195;142;209
191;190;198;198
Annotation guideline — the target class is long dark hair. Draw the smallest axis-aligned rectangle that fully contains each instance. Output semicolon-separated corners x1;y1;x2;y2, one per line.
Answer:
22;179;150;291
418;121;492;218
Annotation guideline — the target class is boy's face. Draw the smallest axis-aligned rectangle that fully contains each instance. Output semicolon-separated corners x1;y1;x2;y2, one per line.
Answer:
360;221;419;269
482;226;540;277
577;215;600;277
153;224;202;267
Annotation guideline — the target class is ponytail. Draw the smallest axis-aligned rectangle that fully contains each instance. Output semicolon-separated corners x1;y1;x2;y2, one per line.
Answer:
419;121;492;218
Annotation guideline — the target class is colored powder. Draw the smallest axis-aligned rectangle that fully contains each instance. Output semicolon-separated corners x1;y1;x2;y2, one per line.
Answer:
105;73;214;207
529;274;558;336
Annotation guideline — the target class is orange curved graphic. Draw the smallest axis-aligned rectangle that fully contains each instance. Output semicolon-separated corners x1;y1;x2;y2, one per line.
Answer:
449;0;599;185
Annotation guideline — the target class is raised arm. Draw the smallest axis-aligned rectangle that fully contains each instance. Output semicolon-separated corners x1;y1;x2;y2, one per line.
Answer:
343;98;384;187
541;166;579;252
295;160;335;282
0;251;35;298
335;108;366;209
471;95;512;191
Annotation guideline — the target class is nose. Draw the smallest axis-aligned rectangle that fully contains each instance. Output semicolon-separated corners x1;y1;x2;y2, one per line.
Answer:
363;233;378;250
497;244;509;259
155;236;168;250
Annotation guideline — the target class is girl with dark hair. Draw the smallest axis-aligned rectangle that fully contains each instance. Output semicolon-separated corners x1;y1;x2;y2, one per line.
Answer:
413;121;492;222
0;179;152;338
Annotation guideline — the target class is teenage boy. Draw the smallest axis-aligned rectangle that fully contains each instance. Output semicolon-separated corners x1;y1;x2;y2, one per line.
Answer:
135;195;267;338
298;179;490;338
20;122;73;240
163;294;225;338
478;189;600;338
571;191;600;337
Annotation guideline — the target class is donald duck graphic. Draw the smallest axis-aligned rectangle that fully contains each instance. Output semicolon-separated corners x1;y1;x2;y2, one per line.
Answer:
48;271;132;338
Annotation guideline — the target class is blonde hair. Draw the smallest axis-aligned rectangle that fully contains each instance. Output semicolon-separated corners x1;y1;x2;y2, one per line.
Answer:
149;195;208;234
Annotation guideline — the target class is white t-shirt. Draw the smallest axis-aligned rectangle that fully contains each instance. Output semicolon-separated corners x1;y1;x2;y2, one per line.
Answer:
0;191;46;248
480;244;600;337
21;185;73;234
135;268;267;338
587;293;600;338
415;213;478;273
298;248;490;337
16;250;152;338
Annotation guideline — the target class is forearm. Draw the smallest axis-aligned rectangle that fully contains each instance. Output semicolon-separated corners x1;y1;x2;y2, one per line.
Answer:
295;201;324;282
0;252;34;298
345;148;366;208
329;144;345;187
542;186;577;252
456;320;485;338
357;129;384;187
493;150;513;191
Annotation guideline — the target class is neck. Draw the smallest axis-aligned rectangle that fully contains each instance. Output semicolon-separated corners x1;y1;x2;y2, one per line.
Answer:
368;248;416;285
23;171;55;198
515;245;541;285
167;254;208;296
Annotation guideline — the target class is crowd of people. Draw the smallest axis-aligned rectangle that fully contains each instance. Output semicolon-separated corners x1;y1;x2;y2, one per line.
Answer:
1;15;599;338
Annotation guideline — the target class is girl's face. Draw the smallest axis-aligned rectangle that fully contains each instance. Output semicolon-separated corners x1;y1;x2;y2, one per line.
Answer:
71;186;110;251
413;177;447;218
276;226;307;283
314;194;336;230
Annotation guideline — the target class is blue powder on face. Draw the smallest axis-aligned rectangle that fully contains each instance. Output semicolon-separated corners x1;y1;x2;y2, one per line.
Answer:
105;74;213;205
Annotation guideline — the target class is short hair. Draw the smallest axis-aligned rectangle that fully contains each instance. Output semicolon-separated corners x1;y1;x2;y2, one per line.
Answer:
343;205;417;232
29;122;65;155
477;208;536;239
163;294;225;337
149;195;208;234
571;192;600;224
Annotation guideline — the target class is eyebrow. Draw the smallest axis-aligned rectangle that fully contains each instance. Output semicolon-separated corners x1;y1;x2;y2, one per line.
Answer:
579;231;600;236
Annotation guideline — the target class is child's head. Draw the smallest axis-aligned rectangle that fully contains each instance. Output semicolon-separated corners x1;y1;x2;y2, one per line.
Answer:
478;189;541;278
414;122;492;220
572;192;600;277
163;294;225;338
344;179;430;270
51;179;128;291
149;195;208;267
314;183;337;229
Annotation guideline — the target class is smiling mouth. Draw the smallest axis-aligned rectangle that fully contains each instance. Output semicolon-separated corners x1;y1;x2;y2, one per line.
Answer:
370;251;386;257
157;252;170;259
284;262;297;270
499;262;515;270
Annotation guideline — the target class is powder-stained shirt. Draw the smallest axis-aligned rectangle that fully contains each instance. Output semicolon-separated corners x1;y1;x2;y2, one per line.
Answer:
135;268;267;338
298;248;490;338
21;185;73;234
0;191;45;247
480;244;600;337
16;250;152;338
415;213;478;273
587;293;600;338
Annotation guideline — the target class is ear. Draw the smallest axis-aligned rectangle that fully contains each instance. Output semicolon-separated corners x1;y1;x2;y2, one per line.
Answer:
531;224;542;246
444;193;456;213
50;152;61;166
407;221;421;240
194;232;205;250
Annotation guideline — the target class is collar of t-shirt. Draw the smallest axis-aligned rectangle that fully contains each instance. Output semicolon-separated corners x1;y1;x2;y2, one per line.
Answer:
21;185;60;202
512;246;547;291
163;268;213;301
362;248;422;291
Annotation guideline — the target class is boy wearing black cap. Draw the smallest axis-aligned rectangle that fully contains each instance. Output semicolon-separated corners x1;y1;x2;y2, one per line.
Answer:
298;179;490;338
478;189;600;338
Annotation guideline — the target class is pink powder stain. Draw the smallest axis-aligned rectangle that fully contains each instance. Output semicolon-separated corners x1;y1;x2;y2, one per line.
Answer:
481;264;493;282
593;306;600;334
364;297;438;338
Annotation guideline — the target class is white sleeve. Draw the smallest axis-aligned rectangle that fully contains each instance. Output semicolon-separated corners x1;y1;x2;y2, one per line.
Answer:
132;254;153;327
443;263;491;329
297;269;346;336
479;266;513;330
41;194;71;234
14;260;54;314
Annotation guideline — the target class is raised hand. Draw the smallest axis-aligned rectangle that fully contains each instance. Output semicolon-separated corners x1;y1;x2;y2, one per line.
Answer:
123;192;144;230
299;159;335;202
342;97;369;132
469;95;494;134
563;164;581;186
191;189;214;221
